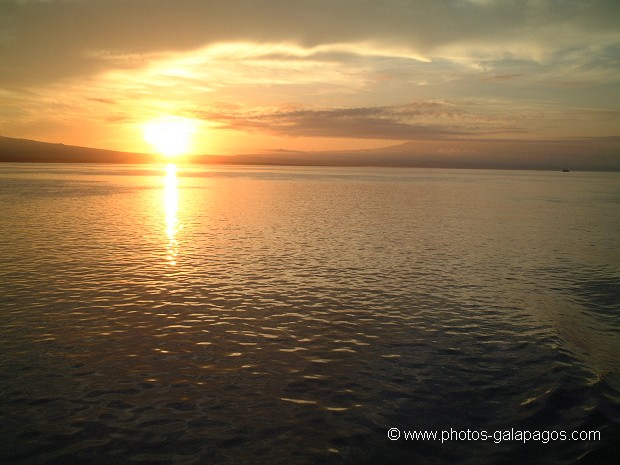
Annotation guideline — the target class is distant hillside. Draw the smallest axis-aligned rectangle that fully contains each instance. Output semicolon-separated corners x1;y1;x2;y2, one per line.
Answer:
0;136;157;164
210;141;620;171
1;135;619;170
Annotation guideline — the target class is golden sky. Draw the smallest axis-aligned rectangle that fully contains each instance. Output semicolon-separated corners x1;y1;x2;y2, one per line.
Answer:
1;0;619;163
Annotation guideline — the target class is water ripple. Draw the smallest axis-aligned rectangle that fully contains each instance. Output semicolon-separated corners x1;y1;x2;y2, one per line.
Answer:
1;165;619;464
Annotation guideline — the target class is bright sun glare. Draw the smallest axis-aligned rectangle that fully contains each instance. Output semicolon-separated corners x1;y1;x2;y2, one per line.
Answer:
143;117;197;157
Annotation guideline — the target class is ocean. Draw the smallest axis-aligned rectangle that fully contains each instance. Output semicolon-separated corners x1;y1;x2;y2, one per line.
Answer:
1;163;618;464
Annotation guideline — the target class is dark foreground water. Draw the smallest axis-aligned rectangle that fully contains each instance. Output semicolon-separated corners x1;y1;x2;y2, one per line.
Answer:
0;163;619;464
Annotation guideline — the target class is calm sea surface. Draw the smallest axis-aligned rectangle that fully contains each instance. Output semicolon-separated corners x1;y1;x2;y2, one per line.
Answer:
1;163;619;464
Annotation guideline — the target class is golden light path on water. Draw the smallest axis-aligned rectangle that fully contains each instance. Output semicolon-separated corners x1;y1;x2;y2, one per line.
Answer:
164;163;179;265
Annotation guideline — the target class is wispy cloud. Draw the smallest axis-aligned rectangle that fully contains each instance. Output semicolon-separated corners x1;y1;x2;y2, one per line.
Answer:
192;101;525;140
1;0;619;86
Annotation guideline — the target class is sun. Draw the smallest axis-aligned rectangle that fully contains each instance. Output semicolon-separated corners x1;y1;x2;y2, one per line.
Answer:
143;116;197;157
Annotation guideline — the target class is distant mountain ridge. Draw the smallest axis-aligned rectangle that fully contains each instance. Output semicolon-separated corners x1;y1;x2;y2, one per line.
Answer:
0;136;156;164
1;135;619;171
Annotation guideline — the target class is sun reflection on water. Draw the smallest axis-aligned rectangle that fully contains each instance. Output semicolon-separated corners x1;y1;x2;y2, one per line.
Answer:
164;163;179;265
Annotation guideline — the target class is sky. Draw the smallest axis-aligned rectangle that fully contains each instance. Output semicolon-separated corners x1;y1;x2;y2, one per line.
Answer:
1;0;619;163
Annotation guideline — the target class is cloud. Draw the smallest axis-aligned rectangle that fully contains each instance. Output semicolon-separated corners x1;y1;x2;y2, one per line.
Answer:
87;97;117;105
191;101;524;140
1;0;618;152
1;0;619;87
